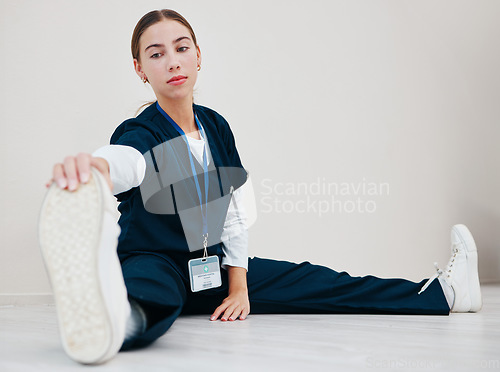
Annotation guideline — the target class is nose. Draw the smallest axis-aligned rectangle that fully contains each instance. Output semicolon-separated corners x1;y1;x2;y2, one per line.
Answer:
168;56;181;71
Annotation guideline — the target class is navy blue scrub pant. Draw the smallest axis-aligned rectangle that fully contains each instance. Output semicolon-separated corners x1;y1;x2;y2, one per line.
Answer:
120;254;450;350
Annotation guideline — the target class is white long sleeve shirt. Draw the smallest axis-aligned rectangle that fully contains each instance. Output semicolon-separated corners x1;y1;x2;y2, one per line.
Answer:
92;132;249;271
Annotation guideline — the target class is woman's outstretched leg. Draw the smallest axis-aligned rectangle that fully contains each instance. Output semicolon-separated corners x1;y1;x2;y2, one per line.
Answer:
246;257;450;315
245;225;481;315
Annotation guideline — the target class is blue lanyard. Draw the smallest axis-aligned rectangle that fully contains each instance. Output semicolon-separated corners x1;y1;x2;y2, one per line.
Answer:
156;102;209;251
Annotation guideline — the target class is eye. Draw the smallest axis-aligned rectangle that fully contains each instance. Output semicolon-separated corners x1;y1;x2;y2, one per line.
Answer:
150;53;162;59
178;46;189;52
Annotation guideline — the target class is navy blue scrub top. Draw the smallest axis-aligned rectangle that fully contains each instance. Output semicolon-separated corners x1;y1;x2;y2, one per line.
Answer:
109;102;248;279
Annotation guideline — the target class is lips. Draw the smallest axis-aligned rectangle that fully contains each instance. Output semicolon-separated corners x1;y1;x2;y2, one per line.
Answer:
167;75;187;83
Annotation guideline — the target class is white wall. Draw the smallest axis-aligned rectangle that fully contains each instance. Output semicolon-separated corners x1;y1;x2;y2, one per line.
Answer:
1;0;499;302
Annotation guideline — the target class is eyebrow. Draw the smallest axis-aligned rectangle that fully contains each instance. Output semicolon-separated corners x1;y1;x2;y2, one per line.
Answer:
144;36;191;52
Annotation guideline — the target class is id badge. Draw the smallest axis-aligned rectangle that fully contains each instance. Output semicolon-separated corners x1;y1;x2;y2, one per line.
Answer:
188;255;222;292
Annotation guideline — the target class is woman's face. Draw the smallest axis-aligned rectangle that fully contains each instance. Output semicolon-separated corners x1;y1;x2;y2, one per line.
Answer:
134;19;201;103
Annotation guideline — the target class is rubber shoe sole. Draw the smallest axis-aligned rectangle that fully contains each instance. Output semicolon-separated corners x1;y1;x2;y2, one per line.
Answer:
39;168;129;364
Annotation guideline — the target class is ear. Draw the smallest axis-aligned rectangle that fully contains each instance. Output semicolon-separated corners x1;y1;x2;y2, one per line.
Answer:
196;45;202;67
133;58;145;80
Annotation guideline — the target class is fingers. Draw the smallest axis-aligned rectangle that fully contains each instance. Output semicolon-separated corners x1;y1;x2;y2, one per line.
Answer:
224;304;241;321
76;153;91;184
210;302;227;321
239;307;250;321
225;304;250;321
50;153;94;191
63;156;79;191
220;304;237;321
210;300;250;321
53;163;67;189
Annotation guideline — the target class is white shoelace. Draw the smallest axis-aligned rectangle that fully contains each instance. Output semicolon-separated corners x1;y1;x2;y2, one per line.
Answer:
418;244;460;295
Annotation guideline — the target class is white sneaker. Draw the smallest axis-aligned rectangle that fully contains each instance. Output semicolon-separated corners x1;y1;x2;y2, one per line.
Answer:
39;168;130;364
418;224;482;312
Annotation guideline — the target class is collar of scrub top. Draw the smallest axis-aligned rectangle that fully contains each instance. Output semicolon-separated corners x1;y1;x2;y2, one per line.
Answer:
156;102;209;252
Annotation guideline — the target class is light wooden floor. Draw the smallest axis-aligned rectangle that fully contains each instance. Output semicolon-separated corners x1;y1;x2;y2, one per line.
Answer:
1;285;499;372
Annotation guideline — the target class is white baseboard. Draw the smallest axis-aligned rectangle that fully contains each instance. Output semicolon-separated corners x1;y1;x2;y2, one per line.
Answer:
1;281;499;307
0;293;54;306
